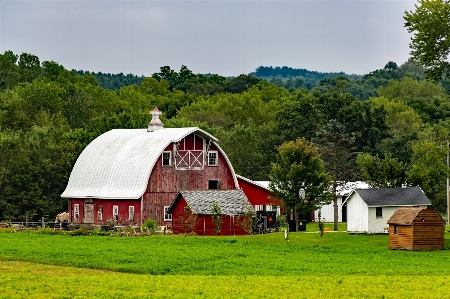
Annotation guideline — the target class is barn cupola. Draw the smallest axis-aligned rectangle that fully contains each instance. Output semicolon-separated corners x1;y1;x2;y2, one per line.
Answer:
147;107;164;132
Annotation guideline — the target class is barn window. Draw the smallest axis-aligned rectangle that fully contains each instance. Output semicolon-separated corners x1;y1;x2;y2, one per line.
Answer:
162;151;171;166
97;205;103;221
74;204;79;219
208;180;220;189
129;206;134;221
394;225;399;235
376;207;383;219
164;206;172;221
113;205;119;221
208;151;218;166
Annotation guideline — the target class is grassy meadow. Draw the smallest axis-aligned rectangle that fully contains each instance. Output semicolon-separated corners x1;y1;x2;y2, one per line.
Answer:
0;224;449;298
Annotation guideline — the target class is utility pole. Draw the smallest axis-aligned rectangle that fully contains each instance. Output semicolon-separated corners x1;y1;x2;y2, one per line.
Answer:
447;141;449;226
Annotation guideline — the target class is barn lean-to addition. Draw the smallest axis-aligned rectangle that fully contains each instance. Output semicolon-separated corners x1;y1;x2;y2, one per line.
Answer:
169;189;252;235
343;187;431;234
236;175;281;214
387;208;444;250
61;108;251;229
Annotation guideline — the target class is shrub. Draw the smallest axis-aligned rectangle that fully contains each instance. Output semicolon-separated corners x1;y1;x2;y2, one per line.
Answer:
237;206;255;235
142;218;158;234
211;202;223;236
179;205;199;235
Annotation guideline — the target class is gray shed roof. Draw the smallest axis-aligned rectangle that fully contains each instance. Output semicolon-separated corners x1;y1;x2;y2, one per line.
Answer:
346;187;431;207
61;127;237;199
170;190;253;215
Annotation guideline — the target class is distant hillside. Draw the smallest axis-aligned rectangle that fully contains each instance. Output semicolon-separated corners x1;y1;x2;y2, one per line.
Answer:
250;66;363;81
250;61;426;99
76;70;144;90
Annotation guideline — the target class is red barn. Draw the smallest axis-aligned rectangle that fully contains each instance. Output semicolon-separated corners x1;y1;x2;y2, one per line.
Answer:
169;190;252;235
61;108;248;227
236;175;282;213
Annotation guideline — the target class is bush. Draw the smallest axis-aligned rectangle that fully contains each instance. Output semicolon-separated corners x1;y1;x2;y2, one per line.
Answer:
142;218;158;234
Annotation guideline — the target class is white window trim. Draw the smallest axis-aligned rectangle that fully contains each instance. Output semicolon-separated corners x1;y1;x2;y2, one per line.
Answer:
113;205;119;221
376;207;383;219
208;151;218;166
97;205;103;221
162;151;172;166
208;180;220;190
74;204;80;219
129;206;134;221
164;206;172;221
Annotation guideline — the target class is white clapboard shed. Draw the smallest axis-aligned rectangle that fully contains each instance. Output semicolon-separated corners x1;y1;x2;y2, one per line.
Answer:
343;187;431;234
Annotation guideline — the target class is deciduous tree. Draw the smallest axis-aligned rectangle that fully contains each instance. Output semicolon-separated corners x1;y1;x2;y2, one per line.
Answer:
269;138;331;232
404;0;450;84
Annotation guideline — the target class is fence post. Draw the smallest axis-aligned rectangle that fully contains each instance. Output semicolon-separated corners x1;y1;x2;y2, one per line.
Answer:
26;216;29;228
42;217;45;229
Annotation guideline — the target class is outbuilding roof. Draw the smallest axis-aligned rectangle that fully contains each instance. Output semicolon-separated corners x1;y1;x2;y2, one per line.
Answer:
61;127;233;199
387;207;424;225
169;190;253;215
344;187;431;207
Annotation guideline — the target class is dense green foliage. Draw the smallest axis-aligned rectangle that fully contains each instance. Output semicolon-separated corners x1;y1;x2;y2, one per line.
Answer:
1;49;450;221
269;138;331;226
76;70;144;90
405;0;450;85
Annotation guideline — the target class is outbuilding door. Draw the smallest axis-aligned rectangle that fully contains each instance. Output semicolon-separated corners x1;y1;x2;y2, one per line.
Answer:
84;202;95;224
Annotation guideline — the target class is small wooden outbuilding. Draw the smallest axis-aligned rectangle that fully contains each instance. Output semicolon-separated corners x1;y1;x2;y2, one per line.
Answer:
387;208;444;250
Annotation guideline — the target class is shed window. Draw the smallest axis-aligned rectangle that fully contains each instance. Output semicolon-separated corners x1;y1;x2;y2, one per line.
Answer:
164;206;172;221
129;206;134;221
162;151;171;166
74;204;79;219
208;151;218;166
208;180;220;189
97;205;103;221
394;225;399;235
113;205;118;221
376;207;382;219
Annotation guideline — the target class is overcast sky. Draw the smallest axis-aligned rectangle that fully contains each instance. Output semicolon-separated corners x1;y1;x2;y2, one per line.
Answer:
0;0;417;77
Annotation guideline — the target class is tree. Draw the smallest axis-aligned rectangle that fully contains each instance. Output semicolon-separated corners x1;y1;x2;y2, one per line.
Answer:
269;138;331;232
211;202;223;235
179;205;199;235
404;0;450;84
313;120;358;231
237;206;255;235
357;153;407;188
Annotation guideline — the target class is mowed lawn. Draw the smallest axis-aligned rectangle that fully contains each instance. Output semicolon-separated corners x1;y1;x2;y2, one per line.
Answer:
0;225;449;298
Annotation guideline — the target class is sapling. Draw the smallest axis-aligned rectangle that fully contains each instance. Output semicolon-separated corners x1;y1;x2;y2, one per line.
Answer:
318;210;325;245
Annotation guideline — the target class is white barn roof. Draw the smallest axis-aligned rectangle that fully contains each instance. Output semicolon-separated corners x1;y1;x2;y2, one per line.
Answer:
61;127;229;199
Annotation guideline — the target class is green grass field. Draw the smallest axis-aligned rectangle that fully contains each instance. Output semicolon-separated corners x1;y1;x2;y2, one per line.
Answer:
0;224;449;298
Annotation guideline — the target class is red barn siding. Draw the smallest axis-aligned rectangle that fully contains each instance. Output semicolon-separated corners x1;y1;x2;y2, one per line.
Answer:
69;198;141;226
171;197;248;236
142;133;237;225
237;178;281;206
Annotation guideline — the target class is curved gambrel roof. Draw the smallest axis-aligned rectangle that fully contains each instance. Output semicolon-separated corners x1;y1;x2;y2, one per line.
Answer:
61;127;238;199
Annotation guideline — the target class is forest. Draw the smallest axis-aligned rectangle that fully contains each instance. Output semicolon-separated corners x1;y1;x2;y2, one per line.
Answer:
0;49;449;220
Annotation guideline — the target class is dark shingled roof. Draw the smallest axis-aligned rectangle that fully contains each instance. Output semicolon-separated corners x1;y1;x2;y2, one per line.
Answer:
387;207;424;225
353;187;431;207
169;189;253;215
